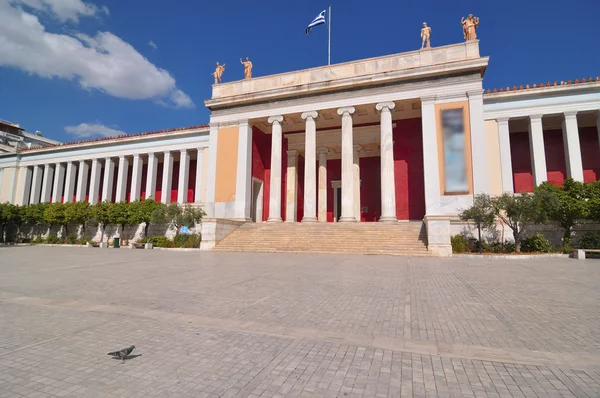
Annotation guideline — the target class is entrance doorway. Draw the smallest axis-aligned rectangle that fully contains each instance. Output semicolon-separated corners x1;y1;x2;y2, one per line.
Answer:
331;180;341;222
251;178;263;222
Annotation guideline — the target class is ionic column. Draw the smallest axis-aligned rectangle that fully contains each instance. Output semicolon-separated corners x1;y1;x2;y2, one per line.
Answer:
75;160;89;202
376;102;397;222
267;115;284;222
18;167;32;206
497;117;514;193
467;90;490;194
562;111;584;182
101;158;115;202
420;97;441;215
337;106;356;222
130;154;143;201
145;153;158;200
353;145;362;222
63;162;76;203
30;165;43;205
89;159;101;204
528;115;547;186
317;147;328;222
285;150;298;222
115;156;129;202
301;111;318;222
161;151;173;204
194;148;204;203
177;150;190;204
52;163;65;203
40;164;54;203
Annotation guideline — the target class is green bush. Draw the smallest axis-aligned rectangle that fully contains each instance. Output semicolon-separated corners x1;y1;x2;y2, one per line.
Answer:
65;233;78;244
46;234;62;244
521;233;553;253
182;234;201;248
173;234;188;248
481;241;516;253
32;236;44;244
579;232;600;249
451;235;469;253
147;235;174;248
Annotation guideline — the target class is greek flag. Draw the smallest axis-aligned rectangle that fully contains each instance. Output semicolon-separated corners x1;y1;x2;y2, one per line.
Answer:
306;10;326;34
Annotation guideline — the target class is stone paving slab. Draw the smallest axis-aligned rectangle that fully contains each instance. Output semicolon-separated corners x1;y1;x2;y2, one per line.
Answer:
0;247;599;397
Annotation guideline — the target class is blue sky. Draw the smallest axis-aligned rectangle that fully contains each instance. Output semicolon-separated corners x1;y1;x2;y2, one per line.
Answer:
1;0;599;143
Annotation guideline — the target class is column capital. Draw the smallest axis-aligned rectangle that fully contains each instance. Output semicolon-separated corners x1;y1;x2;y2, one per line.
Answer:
467;89;485;99
317;147;329;155
336;107;355;116
496;117;510;125
286;149;298;157
118;155;126;160
375;102;396;112
564;110;578;119
268;115;284;124
163;150;171;155
420;95;436;105
179;149;188;154
301;111;318;120
353;145;363;153
529;114;544;122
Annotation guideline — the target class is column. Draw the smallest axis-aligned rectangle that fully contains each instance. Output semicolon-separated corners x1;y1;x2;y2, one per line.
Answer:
353;145;362;222
235;121;253;220
528;114;547;186
301;111;318;222
497;117;514;193
267;115;284;222
130;154;143;201
52;163;65;203
177;149;190;204
29;165;43;204
562;111;584;182
115;156;129;202
161;151;173;204
194;148;204;203
40;164;54;203
145;153;158;200
286;150;298;222
317;147;328;222
89;159;101;204
18;166;32;206
101;158;115;202
421;97;441;215
376;102;397;222
468;90;490;194
63;162;76;203
204;124;218;217
337;106;356;222
75;160;89;202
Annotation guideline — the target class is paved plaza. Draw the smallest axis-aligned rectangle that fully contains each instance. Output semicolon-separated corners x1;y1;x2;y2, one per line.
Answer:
0;247;600;397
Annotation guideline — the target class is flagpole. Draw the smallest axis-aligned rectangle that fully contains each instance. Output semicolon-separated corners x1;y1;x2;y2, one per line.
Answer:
328;5;331;65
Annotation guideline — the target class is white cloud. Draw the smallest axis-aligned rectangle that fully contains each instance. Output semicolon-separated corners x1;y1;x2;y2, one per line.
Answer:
148;40;157;50
10;0;108;23
65;123;126;138
0;1;194;108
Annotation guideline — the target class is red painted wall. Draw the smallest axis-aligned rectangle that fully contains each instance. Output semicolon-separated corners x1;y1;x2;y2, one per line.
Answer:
359;157;381;221
510;133;534;193
393;118;425;220
154;163;163;202
188;159;197;203
296;155;304;222
326;159;341;222
140;164;148;200
580;127;600;182
252;127;270;221
544;129;566;186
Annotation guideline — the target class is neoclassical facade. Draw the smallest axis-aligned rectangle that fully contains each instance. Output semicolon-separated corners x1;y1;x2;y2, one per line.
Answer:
0;40;599;255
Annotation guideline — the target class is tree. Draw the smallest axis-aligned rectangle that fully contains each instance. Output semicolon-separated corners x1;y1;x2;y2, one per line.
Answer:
22;203;48;238
535;178;588;249
492;193;540;253
43;202;67;237
108;201;131;238
91;201;113;243
66;201;92;238
129;199;166;238
459;194;495;253
0;203;22;243
165;203;183;234
586;180;600;222
164;203;205;235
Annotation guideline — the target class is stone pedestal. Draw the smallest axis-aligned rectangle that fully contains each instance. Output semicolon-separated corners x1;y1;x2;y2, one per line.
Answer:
127;244;136;249
145;243;153;250
99;242;108;249
424;215;452;257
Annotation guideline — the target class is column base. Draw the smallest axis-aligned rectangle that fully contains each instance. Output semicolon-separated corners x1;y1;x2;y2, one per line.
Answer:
301;217;318;222
267;217;283;223
338;217;357;222
379;216;398;223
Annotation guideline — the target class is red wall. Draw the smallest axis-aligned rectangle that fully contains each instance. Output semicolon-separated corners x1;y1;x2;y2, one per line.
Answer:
359;157;381;221
326;159;341;222
510;133;534;193
393;118;425;220
252;127;270;221
580;127;600;182
544;129;566;186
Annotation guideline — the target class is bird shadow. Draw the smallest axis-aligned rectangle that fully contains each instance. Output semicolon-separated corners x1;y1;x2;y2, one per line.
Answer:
111;354;142;361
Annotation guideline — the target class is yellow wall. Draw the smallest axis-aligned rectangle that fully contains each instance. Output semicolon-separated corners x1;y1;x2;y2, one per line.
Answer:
215;127;239;203
485;120;503;196
435;101;473;195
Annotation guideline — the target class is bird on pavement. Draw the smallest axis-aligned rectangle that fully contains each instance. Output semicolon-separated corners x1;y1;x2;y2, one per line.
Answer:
107;345;135;363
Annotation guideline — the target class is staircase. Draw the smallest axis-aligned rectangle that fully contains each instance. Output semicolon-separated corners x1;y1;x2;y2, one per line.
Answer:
212;221;431;256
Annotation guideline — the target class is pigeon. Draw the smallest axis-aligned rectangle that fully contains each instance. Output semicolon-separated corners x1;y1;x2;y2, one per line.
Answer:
107;345;135;363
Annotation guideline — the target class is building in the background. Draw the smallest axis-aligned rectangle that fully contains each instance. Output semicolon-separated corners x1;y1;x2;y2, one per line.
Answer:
0;119;60;153
0;39;599;255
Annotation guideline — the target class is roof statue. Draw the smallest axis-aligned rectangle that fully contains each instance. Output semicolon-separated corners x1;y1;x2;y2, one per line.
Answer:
212;62;226;84
240;57;253;79
461;14;479;41
420;22;432;49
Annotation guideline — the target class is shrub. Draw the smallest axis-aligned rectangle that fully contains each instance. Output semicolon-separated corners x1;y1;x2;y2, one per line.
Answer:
482;241;515;253
32;236;44;244
182;234;201;248
65;233;78;244
579;232;600;249
521;233;553;253
451;235;469;253
173;234;188;248
46;234;62;244
147;235;174;248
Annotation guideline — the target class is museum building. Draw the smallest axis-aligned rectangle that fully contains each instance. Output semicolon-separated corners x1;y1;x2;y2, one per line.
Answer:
0;39;599;256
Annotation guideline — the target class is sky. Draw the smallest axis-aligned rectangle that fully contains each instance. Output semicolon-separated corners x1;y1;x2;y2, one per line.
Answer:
1;0;599;143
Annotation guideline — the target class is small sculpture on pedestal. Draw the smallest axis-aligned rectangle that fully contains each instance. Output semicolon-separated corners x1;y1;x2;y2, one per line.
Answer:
212;62;226;84
461;14;480;41
240;57;253;79
420;22;432;49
